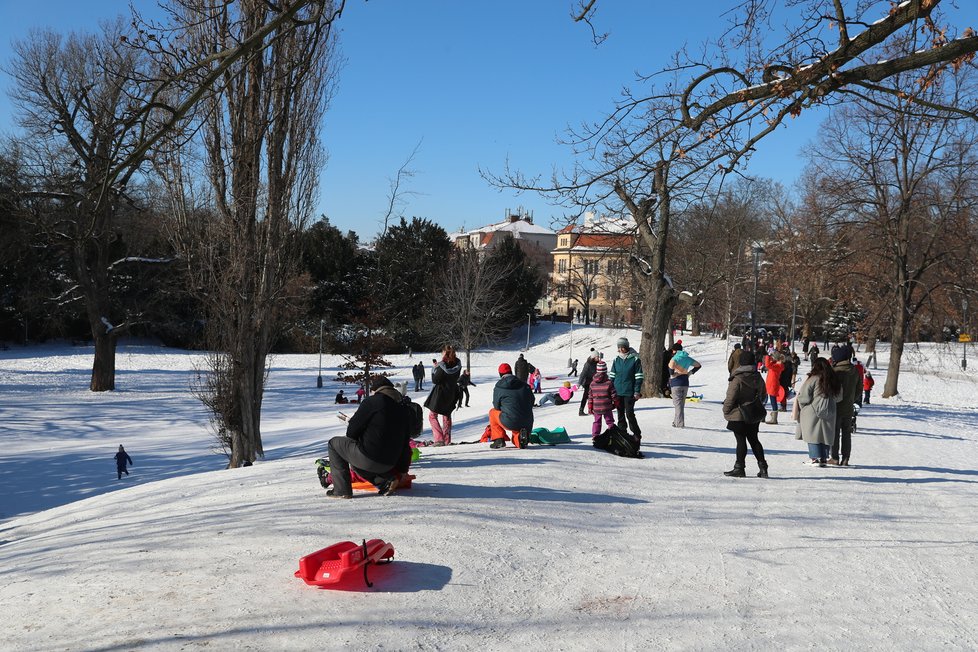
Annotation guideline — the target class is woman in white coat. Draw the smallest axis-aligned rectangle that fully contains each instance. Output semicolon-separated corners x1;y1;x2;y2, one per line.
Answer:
794;357;842;467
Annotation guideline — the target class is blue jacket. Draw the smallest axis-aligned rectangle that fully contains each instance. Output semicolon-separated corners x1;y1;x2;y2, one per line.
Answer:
609;351;644;397
492;373;534;430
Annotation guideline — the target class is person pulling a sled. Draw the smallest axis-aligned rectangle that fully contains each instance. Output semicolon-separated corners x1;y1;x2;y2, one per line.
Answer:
323;376;412;499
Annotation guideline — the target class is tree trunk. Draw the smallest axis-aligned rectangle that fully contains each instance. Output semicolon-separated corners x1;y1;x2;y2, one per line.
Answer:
90;331;118;391
882;289;909;398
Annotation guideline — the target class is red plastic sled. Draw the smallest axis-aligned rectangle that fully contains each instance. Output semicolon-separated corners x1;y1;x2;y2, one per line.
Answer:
295;539;395;588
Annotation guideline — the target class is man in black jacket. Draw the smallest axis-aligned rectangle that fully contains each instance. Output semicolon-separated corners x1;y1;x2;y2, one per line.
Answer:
577;352;599;416
325;376;411;498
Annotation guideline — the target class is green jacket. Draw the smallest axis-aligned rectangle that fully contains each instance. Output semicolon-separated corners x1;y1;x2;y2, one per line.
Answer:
609;351;644;397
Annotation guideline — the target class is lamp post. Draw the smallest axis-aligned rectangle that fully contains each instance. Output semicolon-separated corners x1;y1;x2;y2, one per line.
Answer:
316;319;324;388
963;297;969;371
790;288;800;353
749;244;765;353
526;313;532;351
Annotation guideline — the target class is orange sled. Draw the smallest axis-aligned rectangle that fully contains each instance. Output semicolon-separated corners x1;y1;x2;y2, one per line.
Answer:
295;539;395;588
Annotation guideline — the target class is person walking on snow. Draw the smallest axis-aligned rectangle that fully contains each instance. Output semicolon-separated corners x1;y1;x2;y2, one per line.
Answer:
609;337;644;438
412;362;425;392
568;358;579;377
115;445;133;480
721;350;769;478
456;369;474;409
587;359;618;437
424;346;462;446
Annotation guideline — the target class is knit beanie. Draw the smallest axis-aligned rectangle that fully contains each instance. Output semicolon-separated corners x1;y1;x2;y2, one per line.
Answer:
616;337;630;349
831;346;850;363
498;363;513;376
596;360;608;374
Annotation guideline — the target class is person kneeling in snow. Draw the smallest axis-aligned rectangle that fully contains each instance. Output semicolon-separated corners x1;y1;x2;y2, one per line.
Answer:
325;376;411;499
488;363;534;449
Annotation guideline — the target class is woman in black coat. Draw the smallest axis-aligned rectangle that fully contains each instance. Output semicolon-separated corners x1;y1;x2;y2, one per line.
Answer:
721;351;769;478
424;345;462;445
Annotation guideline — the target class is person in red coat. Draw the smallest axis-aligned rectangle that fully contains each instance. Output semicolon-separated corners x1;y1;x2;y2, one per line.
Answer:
863;371;875;404
763;352;784;424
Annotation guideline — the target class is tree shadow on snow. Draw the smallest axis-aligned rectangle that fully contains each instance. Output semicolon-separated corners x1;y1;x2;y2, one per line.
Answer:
410;482;648;504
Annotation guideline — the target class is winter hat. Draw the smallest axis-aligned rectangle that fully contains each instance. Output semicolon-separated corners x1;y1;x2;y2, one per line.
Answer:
733;343;741;350
616;337;630;350
739;351;756;367
596;360;608;374
831;346;851;363
563;380;571;388
498;362;513;376
370;376;393;391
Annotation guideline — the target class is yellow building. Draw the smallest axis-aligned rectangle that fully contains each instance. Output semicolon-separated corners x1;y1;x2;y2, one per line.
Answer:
550;222;637;325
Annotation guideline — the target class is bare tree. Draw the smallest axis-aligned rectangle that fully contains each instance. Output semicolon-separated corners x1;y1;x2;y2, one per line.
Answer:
426;249;520;371
7;1;344;391
808;66;978;397
160;0;338;467
8;23;172;390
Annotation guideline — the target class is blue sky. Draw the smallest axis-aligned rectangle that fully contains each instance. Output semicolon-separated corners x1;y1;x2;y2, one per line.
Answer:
1;1;976;240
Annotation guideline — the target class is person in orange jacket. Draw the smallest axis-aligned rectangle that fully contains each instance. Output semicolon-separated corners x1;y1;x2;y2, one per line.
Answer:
763;352;785;424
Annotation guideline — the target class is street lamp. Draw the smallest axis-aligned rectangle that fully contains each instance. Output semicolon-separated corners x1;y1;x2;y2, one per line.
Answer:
749;244;765;354
526;313;532;351
316;319;324;388
963;297;969;371
790;288;800;353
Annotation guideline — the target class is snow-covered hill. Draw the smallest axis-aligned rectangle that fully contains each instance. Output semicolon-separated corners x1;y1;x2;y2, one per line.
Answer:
2;326;977;650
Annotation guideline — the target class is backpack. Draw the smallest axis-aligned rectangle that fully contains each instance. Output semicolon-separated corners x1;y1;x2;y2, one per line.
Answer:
593;425;643;458
402;396;423;437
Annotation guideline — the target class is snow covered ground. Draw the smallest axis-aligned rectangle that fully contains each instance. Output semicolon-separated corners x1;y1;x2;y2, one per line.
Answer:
2;325;977;650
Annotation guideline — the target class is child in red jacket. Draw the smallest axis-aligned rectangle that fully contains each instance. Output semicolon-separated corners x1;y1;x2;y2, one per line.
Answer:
863;372;875;404
587;360;618;437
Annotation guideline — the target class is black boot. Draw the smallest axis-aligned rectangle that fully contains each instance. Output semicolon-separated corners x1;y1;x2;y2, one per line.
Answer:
757;461;769;478
723;464;746;478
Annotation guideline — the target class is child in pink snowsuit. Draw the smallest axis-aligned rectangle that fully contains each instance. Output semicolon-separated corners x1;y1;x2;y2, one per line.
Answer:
587;360;618;436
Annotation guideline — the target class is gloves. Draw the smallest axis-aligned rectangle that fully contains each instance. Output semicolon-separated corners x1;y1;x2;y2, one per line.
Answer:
690;366;699;375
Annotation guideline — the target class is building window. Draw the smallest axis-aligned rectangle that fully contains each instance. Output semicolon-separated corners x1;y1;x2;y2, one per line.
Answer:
558;259;567;273
590;287;598;300
608;260;624;274
560;236;569;247
608;287;621;300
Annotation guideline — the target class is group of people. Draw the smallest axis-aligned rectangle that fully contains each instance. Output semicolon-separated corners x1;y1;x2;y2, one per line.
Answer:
320;333;877;498
721;340;868;478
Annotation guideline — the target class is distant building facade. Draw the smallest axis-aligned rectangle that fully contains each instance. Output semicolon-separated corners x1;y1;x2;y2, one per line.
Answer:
550;215;638;325
452;208;556;272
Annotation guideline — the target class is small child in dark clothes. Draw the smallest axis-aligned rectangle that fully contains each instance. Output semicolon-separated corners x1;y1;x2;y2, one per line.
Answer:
115;445;133;480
